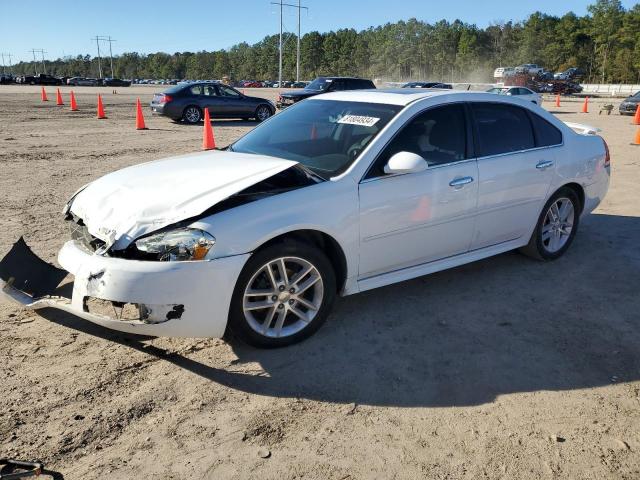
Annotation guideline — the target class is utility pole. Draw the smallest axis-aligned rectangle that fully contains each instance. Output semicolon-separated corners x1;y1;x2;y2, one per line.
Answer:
93;36;103;78
0;53;9;75
30;49;45;75
271;1;308;86
297;0;301;82
40;50;47;74
106;36;116;78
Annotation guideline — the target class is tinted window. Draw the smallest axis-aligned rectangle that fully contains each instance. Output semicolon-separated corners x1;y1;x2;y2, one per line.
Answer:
472;103;534;156
529;112;562;147
367;104;467;178
189;85;203;95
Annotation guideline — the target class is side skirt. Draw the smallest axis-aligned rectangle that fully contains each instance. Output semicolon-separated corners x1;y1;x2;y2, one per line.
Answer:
355;238;526;294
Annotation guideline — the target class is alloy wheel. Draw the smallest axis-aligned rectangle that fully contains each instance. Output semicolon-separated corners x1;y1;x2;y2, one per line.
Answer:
541;197;575;253
243;256;324;338
256;106;271;121
184;107;201;123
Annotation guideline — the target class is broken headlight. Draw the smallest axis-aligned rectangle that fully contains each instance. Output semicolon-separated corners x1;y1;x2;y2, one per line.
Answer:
134;228;215;261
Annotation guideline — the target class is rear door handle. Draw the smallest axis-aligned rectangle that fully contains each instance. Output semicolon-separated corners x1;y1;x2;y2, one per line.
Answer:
449;176;474;188
536;160;554;170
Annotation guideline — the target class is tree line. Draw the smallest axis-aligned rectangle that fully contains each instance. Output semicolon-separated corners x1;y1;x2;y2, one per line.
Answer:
7;0;640;84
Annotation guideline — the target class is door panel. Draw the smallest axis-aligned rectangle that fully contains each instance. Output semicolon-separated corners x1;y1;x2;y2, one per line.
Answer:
358;161;479;278
216;85;248;116
471;149;554;249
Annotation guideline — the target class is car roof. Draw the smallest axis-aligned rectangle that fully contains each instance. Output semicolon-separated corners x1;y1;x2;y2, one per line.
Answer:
318;76;371;81
311;89;540;106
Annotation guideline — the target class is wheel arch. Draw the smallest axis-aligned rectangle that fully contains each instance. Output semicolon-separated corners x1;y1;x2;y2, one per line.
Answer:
252;229;348;293
182;104;202;118
557;182;585;214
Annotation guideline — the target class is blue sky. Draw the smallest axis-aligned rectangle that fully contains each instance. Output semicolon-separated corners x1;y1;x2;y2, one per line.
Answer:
1;0;637;64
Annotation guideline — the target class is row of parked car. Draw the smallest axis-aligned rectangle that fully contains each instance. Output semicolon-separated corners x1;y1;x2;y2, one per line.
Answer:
3;73;132;87
494;65;585;81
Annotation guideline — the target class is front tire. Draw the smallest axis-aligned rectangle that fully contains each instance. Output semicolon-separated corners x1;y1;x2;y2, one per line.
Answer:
255;105;272;122
182;105;202;124
520;187;580;261
228;241;336;348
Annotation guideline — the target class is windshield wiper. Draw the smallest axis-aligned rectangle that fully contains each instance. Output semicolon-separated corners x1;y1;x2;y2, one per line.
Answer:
295;163;327;182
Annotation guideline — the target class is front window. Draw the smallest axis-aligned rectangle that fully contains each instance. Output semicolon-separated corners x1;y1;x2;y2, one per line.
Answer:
217;85;241;97
487;87;509;95
230;99;402;178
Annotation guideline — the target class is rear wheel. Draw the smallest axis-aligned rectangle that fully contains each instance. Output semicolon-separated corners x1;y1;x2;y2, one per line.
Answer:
255;105;272;122
520;187;580;261
228;241;336;348
182;105;202;124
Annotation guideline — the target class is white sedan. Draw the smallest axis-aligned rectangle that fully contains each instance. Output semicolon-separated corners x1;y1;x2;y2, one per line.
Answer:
487;86;542;105
0;90;610;347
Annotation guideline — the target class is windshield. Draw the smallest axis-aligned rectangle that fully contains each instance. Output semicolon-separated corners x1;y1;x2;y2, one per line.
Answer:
305;78;332;91
487;87;509;94
230;99;402;178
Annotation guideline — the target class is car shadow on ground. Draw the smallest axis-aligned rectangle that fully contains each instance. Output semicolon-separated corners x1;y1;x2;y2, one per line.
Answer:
175;120;259;128
38;213;640;407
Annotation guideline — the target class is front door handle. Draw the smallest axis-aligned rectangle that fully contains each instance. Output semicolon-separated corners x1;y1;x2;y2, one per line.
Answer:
449;176;474;188
536;160;554;170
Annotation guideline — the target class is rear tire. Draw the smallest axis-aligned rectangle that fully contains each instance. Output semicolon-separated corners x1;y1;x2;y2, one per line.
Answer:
182;105;202;124
228;240;336;348
520;187;580;261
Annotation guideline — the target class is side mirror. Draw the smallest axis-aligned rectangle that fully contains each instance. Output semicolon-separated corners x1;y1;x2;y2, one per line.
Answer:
384;151;428;175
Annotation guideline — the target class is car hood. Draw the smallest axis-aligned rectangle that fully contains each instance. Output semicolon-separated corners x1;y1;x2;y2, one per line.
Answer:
68;150;296;250
281;89;319;99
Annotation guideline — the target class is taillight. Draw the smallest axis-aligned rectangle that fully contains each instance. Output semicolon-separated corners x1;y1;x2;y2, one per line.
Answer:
601;136;610;167
159;94;173;104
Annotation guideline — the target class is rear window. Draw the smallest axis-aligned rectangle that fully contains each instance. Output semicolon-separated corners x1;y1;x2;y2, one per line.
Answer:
529;112;562;147
164;84;189;94
472;103;535;157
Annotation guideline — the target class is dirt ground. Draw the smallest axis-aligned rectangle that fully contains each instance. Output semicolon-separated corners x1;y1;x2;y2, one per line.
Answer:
0;85;638;479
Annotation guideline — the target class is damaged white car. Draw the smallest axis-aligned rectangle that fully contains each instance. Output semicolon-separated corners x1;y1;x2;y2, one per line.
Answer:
0;90;610;347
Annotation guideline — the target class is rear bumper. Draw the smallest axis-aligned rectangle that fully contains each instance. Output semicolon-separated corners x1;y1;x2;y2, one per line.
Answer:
1;239;250;338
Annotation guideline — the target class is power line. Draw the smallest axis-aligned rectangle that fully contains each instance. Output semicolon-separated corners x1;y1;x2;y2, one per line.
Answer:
271;1;308;85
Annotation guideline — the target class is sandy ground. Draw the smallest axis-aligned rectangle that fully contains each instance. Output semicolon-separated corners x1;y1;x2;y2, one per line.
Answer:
0;85;639;479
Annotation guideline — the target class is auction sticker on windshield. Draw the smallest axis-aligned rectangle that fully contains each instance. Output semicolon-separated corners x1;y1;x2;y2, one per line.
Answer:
337;115;380;127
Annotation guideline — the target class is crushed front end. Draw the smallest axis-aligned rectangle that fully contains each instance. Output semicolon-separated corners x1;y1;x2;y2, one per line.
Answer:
0;234;249;338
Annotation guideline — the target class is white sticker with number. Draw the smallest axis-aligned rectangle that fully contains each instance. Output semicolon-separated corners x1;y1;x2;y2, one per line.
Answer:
337;115;380;127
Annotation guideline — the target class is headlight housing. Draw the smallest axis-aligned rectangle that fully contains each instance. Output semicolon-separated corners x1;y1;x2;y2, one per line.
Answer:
134;228;215;261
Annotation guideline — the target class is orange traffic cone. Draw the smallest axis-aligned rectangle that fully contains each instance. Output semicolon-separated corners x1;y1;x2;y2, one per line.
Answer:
555;94;560;107
97;94;106;119
202;108;215;150
70;91;78;111
632;128;640;146
41;87;48;102
632;104;640;126
135;98;147;130
581;96;589;113
56;88;64;106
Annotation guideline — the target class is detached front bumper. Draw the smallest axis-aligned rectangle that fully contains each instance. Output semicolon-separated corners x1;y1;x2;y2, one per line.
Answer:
0;239;250;338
